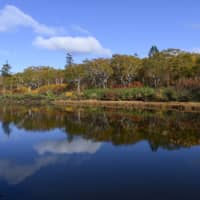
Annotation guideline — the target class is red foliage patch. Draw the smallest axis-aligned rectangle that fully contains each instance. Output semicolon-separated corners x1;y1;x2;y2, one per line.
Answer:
176;78;200;90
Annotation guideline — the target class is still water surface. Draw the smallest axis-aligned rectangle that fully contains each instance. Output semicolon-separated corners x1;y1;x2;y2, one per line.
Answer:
0;105;200;200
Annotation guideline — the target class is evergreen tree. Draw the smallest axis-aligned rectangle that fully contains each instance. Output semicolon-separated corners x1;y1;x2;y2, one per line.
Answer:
1;61;11;77
148;46;159;57
65;53;73;69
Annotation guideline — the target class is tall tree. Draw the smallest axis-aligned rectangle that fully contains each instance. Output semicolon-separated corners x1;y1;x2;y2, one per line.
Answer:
1;61;11;77
66;64;86;94
111;54;142;86
148;46;159;57
65;53;73;69
84;58;113;88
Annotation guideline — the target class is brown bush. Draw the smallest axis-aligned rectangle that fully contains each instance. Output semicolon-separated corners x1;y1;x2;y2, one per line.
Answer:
12;87;30;94
112;81;143;89
35;84;68;95
176;78;200;90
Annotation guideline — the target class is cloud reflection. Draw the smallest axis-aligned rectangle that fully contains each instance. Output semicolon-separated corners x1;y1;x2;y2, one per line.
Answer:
0;156;58;184
0;137;102;185
35;138;102;155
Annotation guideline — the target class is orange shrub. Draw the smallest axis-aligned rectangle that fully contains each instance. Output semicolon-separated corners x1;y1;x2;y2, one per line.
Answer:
65;92;73;97
35;84;68;95
12;87;30;94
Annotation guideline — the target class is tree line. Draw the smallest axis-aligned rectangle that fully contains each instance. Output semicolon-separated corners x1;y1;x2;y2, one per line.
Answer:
0;46;200;101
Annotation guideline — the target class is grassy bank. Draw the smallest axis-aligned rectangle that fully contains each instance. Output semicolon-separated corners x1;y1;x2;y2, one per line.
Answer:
0;94;54;105
81;87;200;102
0;87;200;111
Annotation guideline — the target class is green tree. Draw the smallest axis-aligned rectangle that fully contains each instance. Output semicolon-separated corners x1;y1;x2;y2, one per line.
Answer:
111;54;142;86
84;58;113;88
1;61;11;77
65;53;73;69
66;64;86;94
142;53;170;87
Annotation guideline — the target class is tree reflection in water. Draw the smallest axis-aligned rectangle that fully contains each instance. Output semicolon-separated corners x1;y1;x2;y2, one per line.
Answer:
0;105;199;151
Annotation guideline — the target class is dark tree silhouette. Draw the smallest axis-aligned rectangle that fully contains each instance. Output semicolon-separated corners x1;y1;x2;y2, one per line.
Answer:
2;121;11;136
1;61;11;77
65;53;73;69
148;45;159;57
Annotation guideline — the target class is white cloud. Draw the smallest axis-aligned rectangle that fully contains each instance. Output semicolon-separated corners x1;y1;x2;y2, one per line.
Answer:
0;5;62;35
33;36;112;55
35;138;102;155
0;5;112;56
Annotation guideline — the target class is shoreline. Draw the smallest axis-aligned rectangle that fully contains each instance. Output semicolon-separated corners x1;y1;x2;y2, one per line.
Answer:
1;96;200;112
53;100;200;112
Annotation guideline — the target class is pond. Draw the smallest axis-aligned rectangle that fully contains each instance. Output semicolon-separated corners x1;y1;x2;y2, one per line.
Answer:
0;105;200;200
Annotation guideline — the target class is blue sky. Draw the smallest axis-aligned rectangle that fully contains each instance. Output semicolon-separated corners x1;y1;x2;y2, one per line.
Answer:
0;0;199;72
